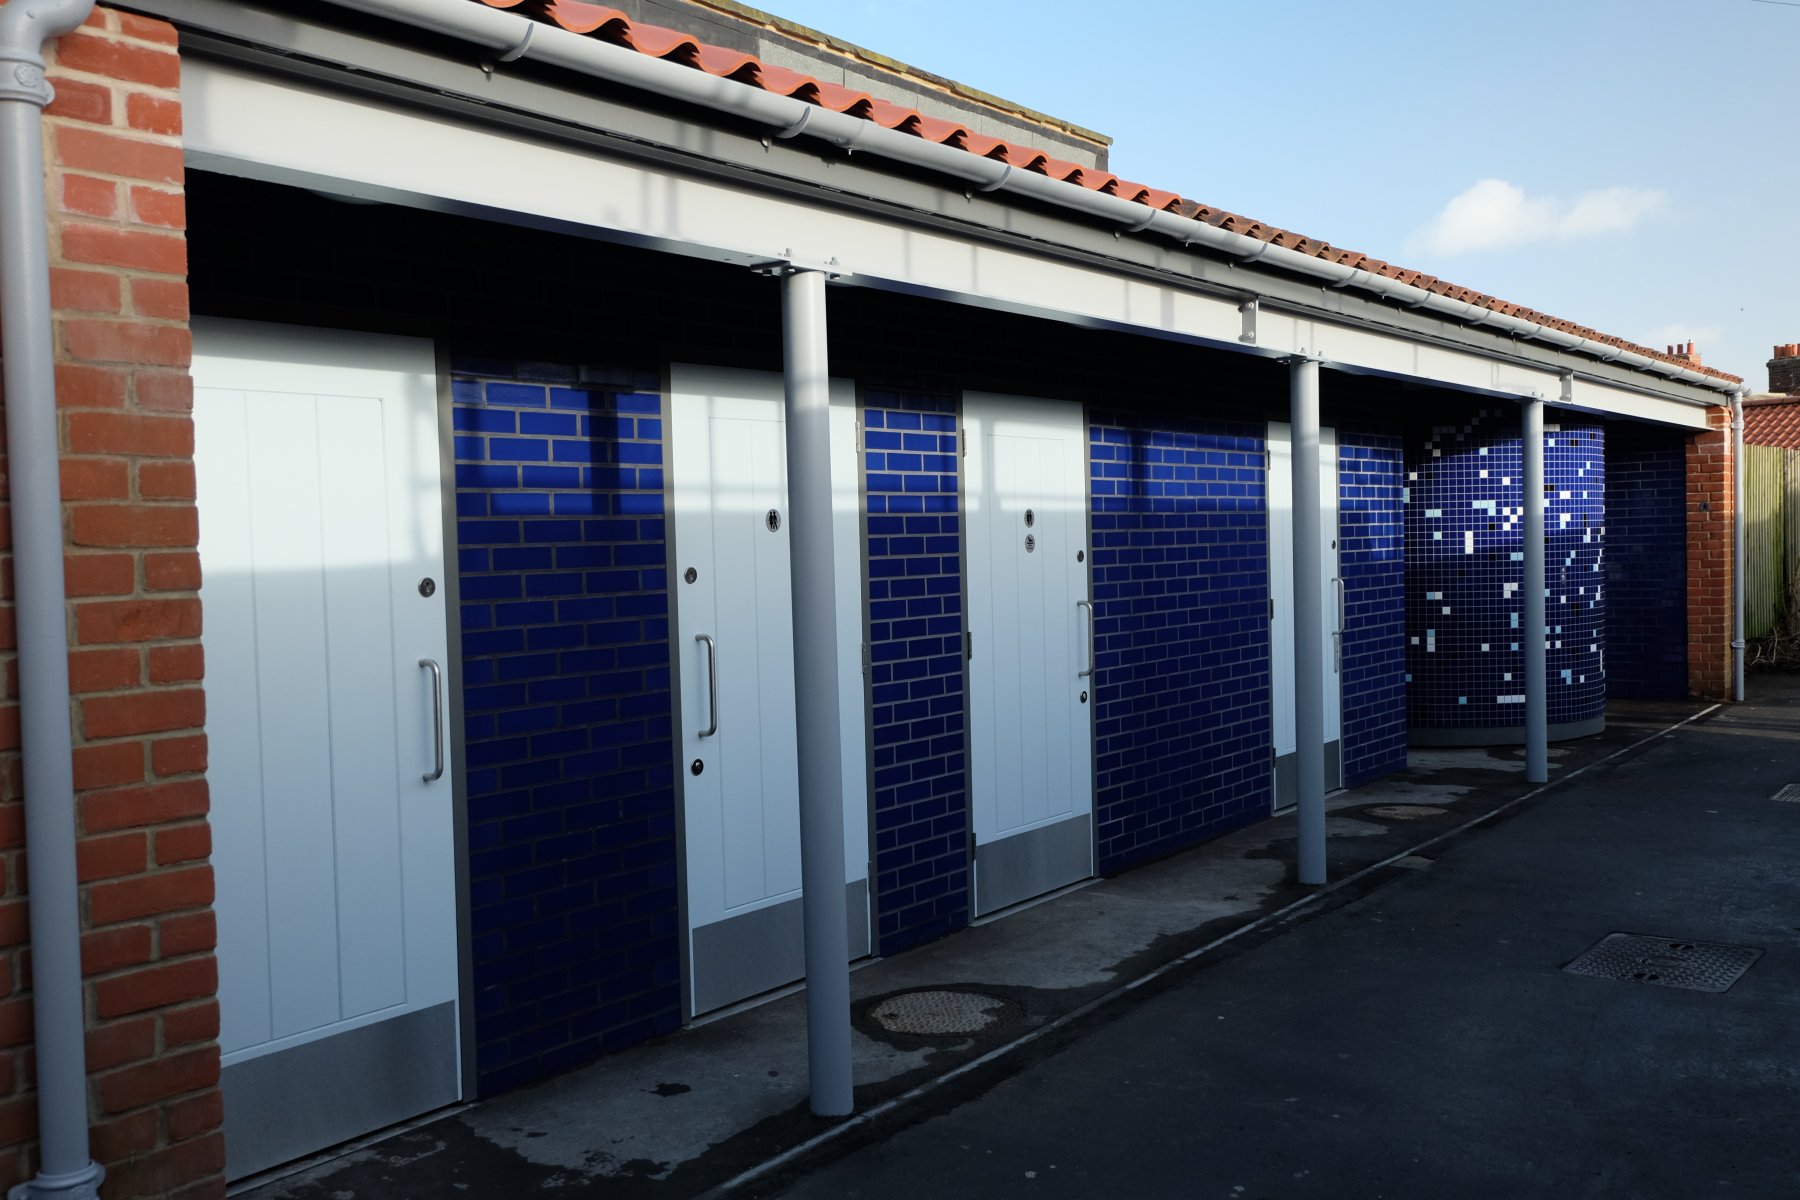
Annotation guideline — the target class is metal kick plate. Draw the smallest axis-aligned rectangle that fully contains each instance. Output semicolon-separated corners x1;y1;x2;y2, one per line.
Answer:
1564;933;1761;994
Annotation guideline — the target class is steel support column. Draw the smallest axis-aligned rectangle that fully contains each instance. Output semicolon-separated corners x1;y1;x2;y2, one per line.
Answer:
779;266;854;1117
1522;395;1548;784
1289;357;1327;885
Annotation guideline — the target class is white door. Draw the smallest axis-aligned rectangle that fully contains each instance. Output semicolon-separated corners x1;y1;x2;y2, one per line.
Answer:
965;393;1094;916
1268;421;1343;808
194;320;459;1180
669;366;870;1016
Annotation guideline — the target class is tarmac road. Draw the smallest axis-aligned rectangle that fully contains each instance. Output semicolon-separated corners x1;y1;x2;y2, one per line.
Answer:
764;679;1800;1200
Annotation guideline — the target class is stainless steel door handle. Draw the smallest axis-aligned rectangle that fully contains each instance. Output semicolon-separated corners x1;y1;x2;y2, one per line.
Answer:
419;658;444;783
695;633;718;737
1077;599;1095;679
1333;577;1345;674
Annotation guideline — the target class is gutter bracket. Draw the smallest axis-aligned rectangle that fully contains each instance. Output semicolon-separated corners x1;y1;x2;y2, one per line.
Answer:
975;163;1013;193
478;19;533;77
494;21;533;63
774;103;812;140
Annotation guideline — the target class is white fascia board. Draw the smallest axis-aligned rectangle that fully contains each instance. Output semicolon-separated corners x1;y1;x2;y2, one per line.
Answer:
181;59;1711;431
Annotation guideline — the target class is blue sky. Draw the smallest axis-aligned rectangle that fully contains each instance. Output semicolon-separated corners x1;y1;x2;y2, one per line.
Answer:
761;0;1797;387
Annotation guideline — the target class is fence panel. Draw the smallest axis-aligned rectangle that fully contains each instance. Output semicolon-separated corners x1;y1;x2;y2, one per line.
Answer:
1743;444;1788;638
1788;450;1800;634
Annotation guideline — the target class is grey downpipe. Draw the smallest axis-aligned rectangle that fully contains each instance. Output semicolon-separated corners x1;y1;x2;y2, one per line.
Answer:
1522;396;1548;785
779;268;854;1117
1289;359;1327;886
1732;388;1745;702
0;3;104;1199
321;0;1738;398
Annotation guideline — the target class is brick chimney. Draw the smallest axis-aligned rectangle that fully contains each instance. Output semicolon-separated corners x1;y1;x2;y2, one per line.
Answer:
1770;343;1800;394
1665;340;1702;367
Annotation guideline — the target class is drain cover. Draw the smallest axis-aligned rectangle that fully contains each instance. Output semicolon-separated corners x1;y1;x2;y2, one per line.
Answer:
1564;934;1761;993
1772;783;1800;804
867;990;1013;1036
1366;805;1449;820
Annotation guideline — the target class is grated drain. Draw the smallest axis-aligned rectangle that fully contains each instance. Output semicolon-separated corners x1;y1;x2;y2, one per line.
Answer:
865;989;1016;1036
1772;783;1800;804
1366;805;1449;821
1564;933;1761;993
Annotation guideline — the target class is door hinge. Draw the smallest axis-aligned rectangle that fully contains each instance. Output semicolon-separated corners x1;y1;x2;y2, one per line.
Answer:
965;630;973;660
1269;598;1275;621
861;640;870;677
855;416;863;453
968;830;977;859
960;425;967;458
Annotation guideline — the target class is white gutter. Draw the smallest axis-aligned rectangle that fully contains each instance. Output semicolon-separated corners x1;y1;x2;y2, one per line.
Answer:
0;2;105;1198
323;0;1736;398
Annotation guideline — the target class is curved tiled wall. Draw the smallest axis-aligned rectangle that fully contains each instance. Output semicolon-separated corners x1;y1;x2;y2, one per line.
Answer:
1404;407;1606;744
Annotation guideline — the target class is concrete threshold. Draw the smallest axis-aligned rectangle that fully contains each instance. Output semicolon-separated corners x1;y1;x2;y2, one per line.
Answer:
240;694;1718;1200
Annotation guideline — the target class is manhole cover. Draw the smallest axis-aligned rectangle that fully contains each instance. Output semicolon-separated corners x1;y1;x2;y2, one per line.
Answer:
1366;805;1449;820
866;989;1014;1036
1772;783;1800;804
1564;934;1761;993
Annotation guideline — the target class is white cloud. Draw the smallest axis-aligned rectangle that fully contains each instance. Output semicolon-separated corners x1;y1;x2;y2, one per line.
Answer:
1410;179;1666;257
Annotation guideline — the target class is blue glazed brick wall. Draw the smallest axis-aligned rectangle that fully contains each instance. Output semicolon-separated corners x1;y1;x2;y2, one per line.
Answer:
1605;423;1688;699
1405;406;1606;733
451;358;681;1094
863;391;971;956
1337;421;1408;785
1089;410;1271;874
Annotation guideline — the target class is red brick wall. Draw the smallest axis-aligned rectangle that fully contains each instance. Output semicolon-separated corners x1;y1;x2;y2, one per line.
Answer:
1686;404;1735;700
0;8;221;1198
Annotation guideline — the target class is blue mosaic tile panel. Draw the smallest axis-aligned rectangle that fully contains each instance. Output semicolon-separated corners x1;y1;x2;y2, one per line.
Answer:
1604;422;1688;700
1336;421;1408;785
1089;408;1271;874
1404;406;1606;732
451;358;680;1095
864;390;970;955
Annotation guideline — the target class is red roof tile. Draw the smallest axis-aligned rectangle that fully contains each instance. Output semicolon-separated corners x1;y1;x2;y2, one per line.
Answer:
476;0;1742;385
1745;397;1800;449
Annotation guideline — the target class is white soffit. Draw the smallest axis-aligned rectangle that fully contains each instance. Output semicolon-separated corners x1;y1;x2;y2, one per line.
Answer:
180;59;1711;431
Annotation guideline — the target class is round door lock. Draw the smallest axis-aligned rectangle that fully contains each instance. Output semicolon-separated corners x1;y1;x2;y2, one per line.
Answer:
1024;508;1035;528
766;509;782;532
1024;534;1036;553
690;759;705;776
418;577;436;598
1076;550;1085;563
1079;690;1088;704
684;567;698;584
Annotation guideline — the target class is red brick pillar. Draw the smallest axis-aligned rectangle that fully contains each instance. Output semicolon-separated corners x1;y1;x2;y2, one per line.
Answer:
0;8;221;1198
1685;404;1735;700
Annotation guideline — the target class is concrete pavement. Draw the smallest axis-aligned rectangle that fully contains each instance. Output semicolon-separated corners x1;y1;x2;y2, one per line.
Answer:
237;681;1800;1199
